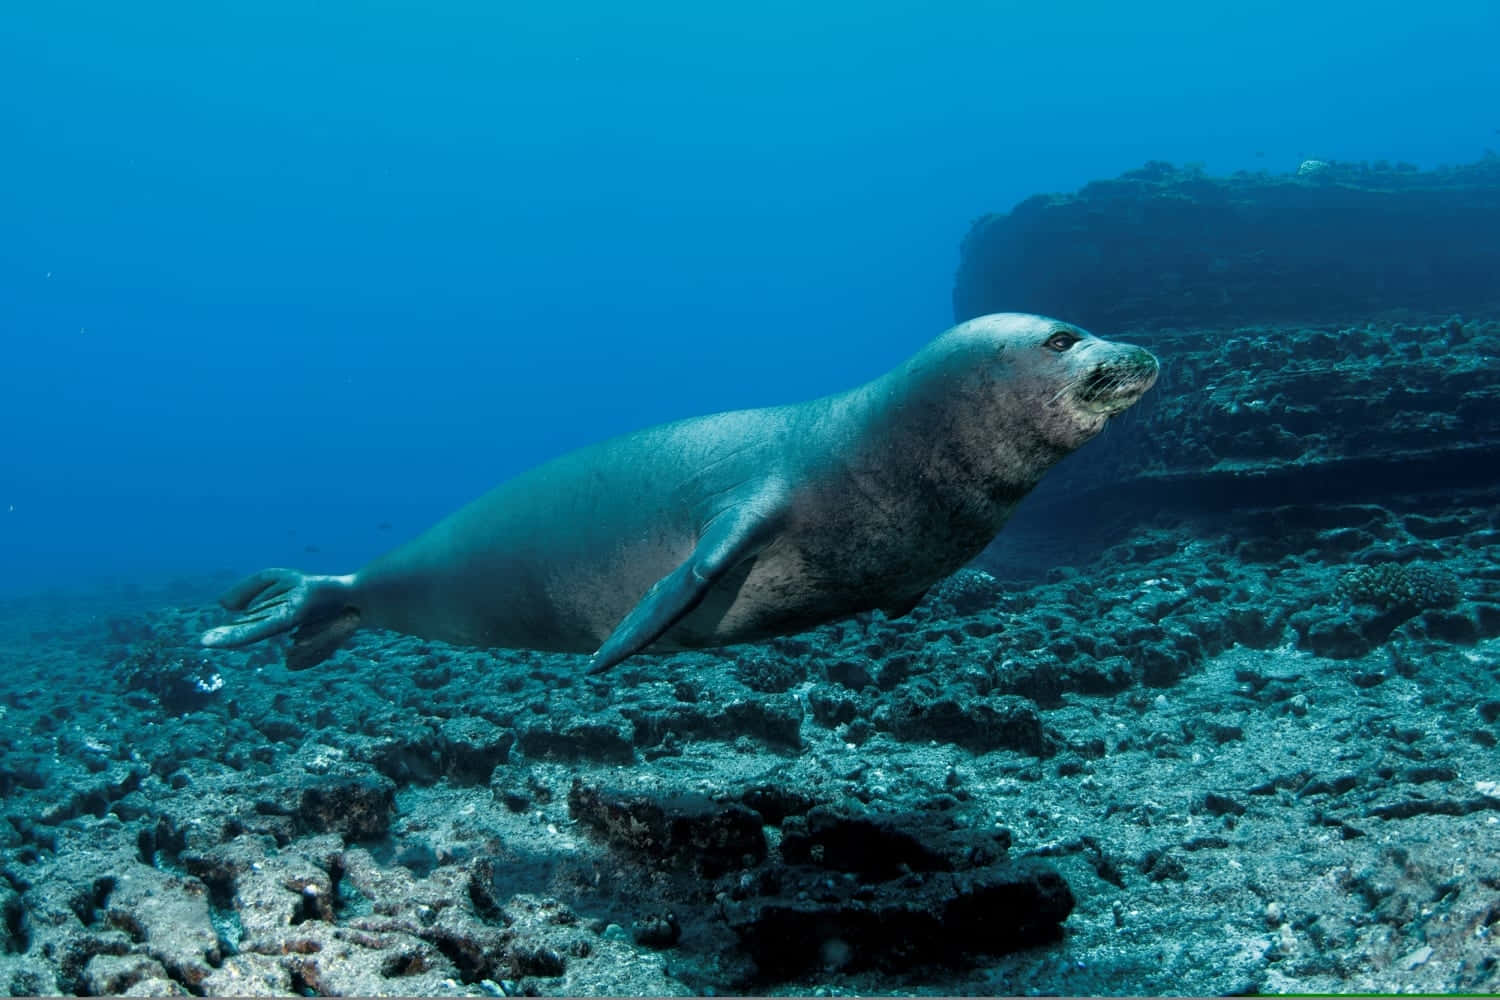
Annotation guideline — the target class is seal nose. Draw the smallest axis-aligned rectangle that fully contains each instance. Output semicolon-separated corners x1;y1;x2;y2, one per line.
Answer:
1131;347;1160;389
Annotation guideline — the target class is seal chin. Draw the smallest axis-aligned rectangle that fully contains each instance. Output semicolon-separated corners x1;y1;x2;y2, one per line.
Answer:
1078;392;1144;418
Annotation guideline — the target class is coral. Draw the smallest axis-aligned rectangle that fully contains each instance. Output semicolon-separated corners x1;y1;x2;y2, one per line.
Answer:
118;639;225;715
928;568;1006;616
1335;562;1462;612
734;651;804;693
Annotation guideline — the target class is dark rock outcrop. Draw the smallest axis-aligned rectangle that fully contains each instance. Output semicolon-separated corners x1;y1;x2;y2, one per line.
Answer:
723;859;1073;977
954;158;1500;332
568;781;768;876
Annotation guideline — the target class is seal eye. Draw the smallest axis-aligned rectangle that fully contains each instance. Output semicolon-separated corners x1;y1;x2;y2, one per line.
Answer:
1045;331;1080;352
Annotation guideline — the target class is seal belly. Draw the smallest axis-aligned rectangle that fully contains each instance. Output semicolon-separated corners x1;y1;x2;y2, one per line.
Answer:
672;534;903;647
669;543;819;645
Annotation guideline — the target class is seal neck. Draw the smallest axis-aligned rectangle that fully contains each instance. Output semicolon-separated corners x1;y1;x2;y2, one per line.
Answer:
834;358;1066;525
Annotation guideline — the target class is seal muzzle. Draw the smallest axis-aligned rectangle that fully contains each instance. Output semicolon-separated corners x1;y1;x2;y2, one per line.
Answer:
1077;346;1159;415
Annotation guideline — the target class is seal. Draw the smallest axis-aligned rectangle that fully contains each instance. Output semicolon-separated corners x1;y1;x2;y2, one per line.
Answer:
202;313;1158;673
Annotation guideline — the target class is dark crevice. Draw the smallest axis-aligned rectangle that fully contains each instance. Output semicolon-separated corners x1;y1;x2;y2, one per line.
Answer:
1053;448;1500;522
166;964;210;998
426;930;494;985
289;887;322;926
208;895;243;960
136;827;157;867
3;891;27;954
151;816;188;866
380;950;433;977
466;860;505;923
288;963;320;997
327;853;366;923
79;790;111;819
70;876;116;927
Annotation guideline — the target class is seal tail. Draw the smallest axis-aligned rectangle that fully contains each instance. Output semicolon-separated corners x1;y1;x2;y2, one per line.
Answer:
201;568;361;671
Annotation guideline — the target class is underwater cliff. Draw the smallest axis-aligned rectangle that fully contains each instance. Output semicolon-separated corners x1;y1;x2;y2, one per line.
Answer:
954;157;1500;332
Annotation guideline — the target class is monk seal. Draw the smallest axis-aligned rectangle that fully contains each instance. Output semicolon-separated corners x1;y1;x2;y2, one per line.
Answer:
202;313;1158;673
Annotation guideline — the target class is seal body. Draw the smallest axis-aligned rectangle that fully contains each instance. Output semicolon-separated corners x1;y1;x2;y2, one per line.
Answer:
203;314;1158;672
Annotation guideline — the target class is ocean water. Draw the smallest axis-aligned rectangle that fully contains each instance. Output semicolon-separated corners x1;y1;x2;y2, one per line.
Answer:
3;0;1496;595
4;2;1500;997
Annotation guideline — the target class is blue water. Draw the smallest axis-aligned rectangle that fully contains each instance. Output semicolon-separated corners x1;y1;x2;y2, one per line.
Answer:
3;0;1497;597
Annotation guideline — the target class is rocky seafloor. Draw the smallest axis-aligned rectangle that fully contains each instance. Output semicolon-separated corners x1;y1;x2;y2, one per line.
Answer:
2;462;1499;994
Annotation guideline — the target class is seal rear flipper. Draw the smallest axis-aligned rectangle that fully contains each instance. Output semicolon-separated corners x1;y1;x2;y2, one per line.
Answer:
201;568;361;669
588;497;784;675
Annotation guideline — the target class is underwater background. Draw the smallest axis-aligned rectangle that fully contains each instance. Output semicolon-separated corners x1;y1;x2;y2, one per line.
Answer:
4;1;1500;997
4;0;1497;595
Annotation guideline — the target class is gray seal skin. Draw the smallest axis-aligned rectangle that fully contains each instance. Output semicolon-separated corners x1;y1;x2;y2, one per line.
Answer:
202;313;1158;673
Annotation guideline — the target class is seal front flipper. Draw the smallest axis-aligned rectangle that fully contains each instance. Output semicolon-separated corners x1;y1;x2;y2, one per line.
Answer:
588;495;785;675
201;568;361;671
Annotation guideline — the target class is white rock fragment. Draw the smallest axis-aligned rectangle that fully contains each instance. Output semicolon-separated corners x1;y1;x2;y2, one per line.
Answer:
1402;944;1434;969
